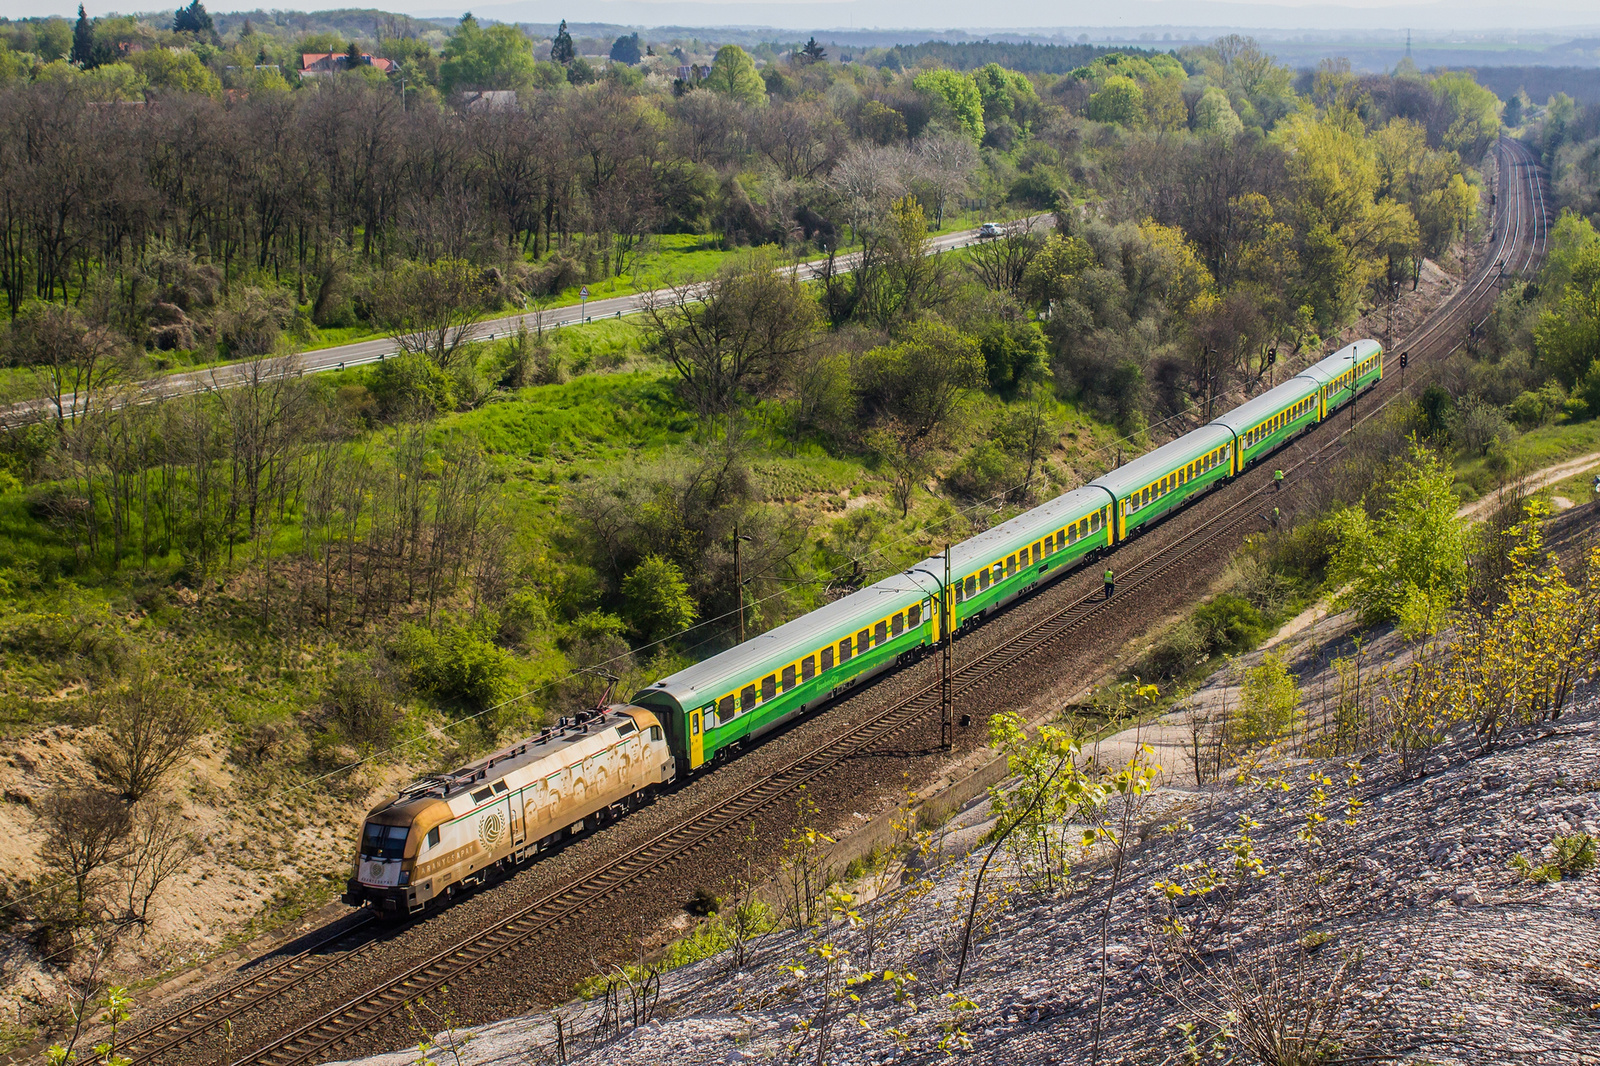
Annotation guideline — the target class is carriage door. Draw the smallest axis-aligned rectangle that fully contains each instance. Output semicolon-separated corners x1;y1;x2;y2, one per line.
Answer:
689;709;705;769
510;791;524;845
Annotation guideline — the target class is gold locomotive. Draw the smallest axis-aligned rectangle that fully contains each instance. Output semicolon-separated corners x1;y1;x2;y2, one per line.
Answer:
344;706;675;917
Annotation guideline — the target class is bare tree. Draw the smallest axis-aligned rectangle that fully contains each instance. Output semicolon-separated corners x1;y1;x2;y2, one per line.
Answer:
39;783;132;925
913;131;978;227
119;800;199;930
6;303;131;426
967;217;1044;300
642;258;820;417
368;257;491;370
89;664;208;802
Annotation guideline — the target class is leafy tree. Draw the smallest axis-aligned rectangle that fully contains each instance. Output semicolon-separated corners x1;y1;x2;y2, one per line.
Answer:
1234;652;1300;748
797;37;826;65
34;18;72;62
126;47;220;94
1193;85;1244;137
977;317;1049;393
368;258;492;371
550;18;574;65
621;554;698;642
854;320;984;446
973;62;1038;127
609;32;641;65
1087;75;1143;126
70;4;95;68
172;0;213;37
1328;440;1471;635
1021;232;1094;308
441;18;538;94
913;68;984;143
1534;254;1600;389
1431;71;1501;157
643;257;820;416
706;44;764;105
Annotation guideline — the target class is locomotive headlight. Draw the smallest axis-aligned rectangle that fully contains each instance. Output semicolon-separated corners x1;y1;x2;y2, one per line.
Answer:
399;870;410;885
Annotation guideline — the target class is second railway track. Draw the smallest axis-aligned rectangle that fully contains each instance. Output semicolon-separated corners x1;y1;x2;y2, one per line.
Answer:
111;135;1550;1066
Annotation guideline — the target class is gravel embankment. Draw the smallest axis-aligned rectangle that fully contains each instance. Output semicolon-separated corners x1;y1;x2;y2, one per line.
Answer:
327;694;1600;1066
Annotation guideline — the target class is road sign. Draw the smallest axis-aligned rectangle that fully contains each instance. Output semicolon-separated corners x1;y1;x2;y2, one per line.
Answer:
580;287;589;298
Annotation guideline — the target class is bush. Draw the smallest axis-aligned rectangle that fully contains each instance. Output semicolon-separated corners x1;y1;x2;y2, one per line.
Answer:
620;555;699;643
1448;396;1512;458
1233;652;1299;748
323;661;399;744
946;441;1021;502
394;621;516;712
369;351;457;418
1506;382;1567;428
1193;594;1266;656
1511;832;1596;882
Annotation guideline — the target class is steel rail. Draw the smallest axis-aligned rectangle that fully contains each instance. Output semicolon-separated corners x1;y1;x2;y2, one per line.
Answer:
115;915;380;1064
126;138;1547;1066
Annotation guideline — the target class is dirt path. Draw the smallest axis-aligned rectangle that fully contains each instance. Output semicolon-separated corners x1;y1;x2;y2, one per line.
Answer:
1090;449;1600;780
1458;450;1600;521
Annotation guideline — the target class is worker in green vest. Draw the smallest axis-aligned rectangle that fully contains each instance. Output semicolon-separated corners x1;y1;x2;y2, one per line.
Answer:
1103;567;1115;600
1274;469;1284;491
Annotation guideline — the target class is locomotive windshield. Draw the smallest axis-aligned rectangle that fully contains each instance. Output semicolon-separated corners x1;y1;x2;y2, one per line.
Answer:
361;823;409;860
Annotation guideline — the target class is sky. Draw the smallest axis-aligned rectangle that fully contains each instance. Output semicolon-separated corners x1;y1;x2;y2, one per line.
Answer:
5;0;1600;33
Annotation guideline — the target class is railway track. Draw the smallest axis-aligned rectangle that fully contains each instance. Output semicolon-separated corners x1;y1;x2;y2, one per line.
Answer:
105;137;1547;1066
112;917;379;1064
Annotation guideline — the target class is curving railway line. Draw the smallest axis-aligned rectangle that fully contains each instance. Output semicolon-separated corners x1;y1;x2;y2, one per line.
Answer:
77;136;1548;1066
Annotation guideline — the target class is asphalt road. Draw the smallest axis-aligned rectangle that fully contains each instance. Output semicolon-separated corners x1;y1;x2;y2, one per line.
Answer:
0;220;1022;425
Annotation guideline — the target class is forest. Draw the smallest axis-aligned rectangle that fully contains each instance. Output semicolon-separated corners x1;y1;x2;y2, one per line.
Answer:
3;7;1581;965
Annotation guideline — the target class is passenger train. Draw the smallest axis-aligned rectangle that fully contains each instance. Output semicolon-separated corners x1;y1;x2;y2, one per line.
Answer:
346;340;1382;917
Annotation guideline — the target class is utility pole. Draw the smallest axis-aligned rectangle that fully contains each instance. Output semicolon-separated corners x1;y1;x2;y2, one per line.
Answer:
942;543;954;751
905;549;957;751
733;525;751;643
1349;343;1358;430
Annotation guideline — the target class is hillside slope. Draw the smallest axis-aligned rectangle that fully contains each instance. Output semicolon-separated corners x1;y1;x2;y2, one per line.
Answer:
331;696;1600;1066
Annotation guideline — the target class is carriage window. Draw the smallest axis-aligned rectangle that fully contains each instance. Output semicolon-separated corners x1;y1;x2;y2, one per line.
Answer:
978;569;990;590
965;575;977;596
650;725;662;741
762;675;776;701
821;647;834;670
1090;511;1101;532
1006;555;1016;575
691;715;701;735
719;695;735;717
615;719;637;736
891;613;904;637
801;655;815;681
426;827;440;850
908;603;922;627
782;665;796;690
874;620;888;644
1032;544;1041;564
471;788;494;804
741;684;756;709
858;628;871;650
493;782;509;794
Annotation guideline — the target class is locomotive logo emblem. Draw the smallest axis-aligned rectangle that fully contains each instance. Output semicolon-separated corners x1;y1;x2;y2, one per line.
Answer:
367;862;385;880
479;810;506;850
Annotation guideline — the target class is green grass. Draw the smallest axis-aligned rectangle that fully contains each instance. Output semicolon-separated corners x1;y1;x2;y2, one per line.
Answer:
1455;417;1600;497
